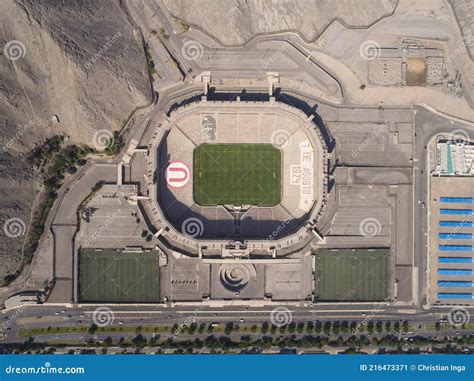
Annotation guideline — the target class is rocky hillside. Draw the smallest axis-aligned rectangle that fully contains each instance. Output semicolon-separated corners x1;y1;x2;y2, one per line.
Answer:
164;0;398;46
0;0;151;280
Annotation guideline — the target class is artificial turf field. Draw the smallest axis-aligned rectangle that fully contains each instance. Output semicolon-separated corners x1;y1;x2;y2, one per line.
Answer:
315;249;389;301
78;249;159;303
193;144;281;206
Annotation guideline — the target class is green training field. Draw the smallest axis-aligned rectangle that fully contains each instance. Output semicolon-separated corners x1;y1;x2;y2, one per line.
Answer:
78;249;159;303
193;144;281;206
315;249;389;301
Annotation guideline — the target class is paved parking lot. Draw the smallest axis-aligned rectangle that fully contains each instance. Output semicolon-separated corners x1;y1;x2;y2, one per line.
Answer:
77;185;152;249
429;176;474;305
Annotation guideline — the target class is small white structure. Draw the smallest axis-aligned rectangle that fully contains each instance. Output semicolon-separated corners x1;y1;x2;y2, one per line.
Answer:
435;140;474;176
4;292;39;310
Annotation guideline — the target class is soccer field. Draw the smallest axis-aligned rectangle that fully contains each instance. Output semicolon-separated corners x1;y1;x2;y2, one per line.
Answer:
78;249;159;303
315;249;389;301
193;144;281;206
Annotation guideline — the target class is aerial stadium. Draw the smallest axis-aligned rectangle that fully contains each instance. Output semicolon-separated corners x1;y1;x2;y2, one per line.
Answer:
75;97;396;304
137;99;328;301
148;99;328;248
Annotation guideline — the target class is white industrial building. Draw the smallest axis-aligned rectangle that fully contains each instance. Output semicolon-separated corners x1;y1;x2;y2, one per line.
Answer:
435;141;474;176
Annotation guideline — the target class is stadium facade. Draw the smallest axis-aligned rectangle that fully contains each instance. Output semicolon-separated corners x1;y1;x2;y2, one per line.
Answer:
145;99;328;301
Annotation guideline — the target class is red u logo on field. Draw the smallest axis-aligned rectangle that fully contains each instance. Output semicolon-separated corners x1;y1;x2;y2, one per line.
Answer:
165;161;190;188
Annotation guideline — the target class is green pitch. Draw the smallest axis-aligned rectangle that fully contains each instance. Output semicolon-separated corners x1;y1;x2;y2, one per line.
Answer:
315;249;389;301
78;249;159;303
193;144;281;206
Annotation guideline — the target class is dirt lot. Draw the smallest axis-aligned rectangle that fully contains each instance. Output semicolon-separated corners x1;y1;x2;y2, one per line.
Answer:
406;58;427;86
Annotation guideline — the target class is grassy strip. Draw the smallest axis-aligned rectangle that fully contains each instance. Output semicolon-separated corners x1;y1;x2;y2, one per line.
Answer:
426;322;474;330
144;43;157;79
16;333;474;355
18;321;426;339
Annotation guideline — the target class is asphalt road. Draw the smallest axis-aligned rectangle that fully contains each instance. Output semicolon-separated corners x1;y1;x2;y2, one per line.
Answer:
1;302;471;344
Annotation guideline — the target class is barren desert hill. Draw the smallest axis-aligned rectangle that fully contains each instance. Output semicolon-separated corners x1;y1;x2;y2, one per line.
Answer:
0;0;151;281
